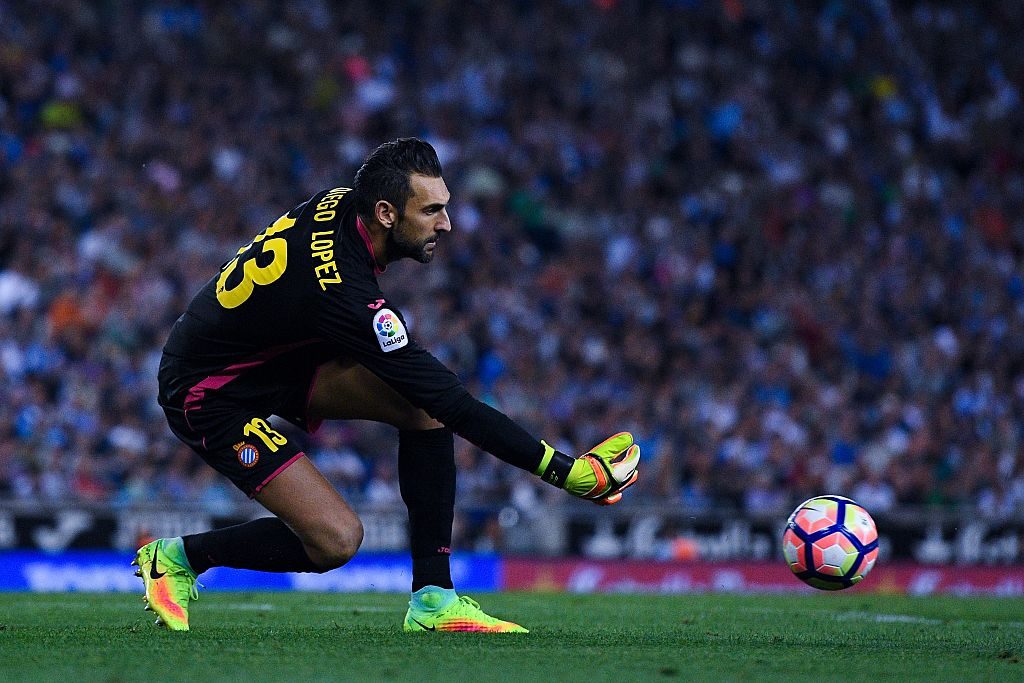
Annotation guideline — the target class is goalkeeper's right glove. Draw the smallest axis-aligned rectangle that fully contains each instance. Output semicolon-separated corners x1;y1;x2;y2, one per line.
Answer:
535;432;640;505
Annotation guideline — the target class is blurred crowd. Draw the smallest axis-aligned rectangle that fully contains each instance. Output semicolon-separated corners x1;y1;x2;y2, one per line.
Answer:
2;0;1024;544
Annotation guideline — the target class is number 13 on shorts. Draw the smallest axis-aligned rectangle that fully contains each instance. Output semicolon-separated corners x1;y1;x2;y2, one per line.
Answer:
243;417;288;452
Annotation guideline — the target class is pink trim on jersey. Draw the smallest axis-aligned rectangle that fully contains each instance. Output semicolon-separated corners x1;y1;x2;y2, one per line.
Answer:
251;452;306;497
355;216;385;275
183;339;318;416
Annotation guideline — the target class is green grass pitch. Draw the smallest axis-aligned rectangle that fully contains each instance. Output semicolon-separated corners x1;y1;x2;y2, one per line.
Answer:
0;592;1021;682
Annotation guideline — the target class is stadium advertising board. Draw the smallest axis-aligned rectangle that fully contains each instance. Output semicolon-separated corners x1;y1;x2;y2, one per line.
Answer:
2;552;1023;596
0;551;499;593
565;512;1024;565
0;508;407;553
502;558;1024;596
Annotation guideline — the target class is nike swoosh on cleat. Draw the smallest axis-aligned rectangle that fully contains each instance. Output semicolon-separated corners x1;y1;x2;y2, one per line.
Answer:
411;618;436;631
149;543;167;580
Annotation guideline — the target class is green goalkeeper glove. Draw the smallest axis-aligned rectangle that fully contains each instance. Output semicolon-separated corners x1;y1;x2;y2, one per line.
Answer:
535;432;640;505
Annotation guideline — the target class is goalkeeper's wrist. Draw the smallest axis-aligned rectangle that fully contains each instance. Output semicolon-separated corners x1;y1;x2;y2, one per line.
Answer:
535;440;575;489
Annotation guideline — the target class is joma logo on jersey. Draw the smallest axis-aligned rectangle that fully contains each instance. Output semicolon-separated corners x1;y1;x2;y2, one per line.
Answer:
373;309;408;352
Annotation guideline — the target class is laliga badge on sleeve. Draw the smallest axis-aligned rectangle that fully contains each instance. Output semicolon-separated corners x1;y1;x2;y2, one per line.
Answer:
373;308;408;352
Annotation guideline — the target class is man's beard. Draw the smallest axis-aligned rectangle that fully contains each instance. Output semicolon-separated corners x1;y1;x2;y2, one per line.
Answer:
388;221;437;263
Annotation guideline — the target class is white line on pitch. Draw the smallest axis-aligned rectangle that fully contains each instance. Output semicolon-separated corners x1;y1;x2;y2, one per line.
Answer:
738;604;1024;629
309;605;393;613
218;603;394;613
220;603;276;611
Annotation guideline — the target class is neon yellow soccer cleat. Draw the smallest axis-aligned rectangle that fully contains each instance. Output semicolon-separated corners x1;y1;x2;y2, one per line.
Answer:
133;538;200;631
404;594;528;633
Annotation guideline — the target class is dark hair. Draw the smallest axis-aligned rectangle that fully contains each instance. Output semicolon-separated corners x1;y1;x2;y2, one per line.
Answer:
353;138;443;220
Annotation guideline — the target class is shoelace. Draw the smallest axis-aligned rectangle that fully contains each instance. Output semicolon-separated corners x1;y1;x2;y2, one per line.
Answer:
458;596;481;611
450;595;497;622
166;566;203;602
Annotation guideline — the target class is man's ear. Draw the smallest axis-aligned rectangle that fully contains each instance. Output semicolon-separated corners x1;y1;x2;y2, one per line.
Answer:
375;200;397;229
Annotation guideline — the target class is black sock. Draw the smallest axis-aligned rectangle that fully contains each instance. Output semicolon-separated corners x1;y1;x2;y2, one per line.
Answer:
182;517;320;574
398;427;455;591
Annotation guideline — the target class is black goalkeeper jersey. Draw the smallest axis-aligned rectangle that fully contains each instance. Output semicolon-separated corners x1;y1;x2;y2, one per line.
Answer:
160;186;541;469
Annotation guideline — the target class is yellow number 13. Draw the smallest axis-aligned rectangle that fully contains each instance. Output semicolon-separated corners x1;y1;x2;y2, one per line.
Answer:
216;214;297;309
243;417;288;452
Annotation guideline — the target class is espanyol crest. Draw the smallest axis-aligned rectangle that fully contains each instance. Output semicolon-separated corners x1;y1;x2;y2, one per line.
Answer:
236;443;260;468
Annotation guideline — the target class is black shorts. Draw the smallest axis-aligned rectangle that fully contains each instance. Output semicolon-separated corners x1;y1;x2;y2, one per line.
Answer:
158;349;327;497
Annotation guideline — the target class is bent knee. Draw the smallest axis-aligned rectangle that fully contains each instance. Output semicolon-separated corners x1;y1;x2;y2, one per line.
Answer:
306;519;364;571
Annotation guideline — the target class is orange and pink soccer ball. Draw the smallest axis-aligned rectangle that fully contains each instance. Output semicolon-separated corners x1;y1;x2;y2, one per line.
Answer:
782;495;879;590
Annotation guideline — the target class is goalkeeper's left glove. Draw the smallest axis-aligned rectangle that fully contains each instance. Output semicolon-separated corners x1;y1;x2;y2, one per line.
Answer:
535;432;640;505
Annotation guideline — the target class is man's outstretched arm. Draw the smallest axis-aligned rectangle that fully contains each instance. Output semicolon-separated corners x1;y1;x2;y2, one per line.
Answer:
320;291;641;504
409;388;641;505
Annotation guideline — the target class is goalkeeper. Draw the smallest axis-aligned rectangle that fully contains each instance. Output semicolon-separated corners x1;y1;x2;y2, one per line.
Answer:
139;138;640;632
